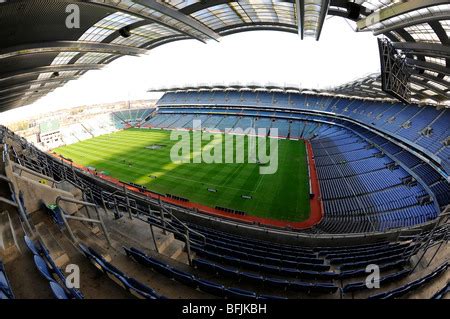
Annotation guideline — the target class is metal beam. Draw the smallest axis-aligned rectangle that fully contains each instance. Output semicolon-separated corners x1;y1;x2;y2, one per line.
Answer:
409;78;448;100
0;64;102;84
410;72;450;93
0;82;64;101
327;7;348;19
316;0;331;41
0;41;147;60
0;88;57;102
357;0;450;31
393;42;450;56
295;0;305;39
410;90;433;102
82;0;218;43
393;42;450;61
374;12;450;36
141;34;189;50
134;0;220;41
406;58;450;76
0;77;77;95
216;22;297;37
0;94;48;109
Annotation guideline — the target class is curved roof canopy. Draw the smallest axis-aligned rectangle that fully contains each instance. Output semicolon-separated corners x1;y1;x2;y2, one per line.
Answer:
1;0;449;112
148;75;395;103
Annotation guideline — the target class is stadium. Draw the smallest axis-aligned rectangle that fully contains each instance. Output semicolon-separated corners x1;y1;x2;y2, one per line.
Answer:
0;0;449;304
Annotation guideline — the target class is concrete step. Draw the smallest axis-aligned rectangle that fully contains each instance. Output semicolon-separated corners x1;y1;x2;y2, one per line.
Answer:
74;227;112;263
0;210;20;262
160;237;184;259
157;233;175;253
3;246;54;299
35;222;69;267
55;180;83;200
174;247;191;265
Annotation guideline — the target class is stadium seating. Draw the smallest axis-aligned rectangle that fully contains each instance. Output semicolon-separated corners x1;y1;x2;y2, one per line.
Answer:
368;262;448;299
78;244;163;299
124;246;294;298
310;125;439;233
112;108;153;128
0;261;14;299
342;269;410;294
432;281;450;299
172;221;415;285
0;103;447;301
192;258;339;293
24;236;84;299
142;106;444;233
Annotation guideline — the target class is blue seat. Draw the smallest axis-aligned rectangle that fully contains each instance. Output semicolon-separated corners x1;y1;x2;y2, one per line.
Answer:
225;287;257;299
50;281;69;299
0;290;9;299
193;258;241;279
240;272;264;284
0;262;15;299
126;277;159;299
170;269;197;288
215;264;240;279
289;280;313;291
84;245;163;299
103;264;129;289
79;244;108;273
196;279;225;297
192;258;215;271
257;294;288;300
27;237;83;299
24;235;41;256
126;247;174;278
369;262;448;299
265;277;289;289
432;282;450;299
343;269;409;293
42;203;65;227
34;255;54;282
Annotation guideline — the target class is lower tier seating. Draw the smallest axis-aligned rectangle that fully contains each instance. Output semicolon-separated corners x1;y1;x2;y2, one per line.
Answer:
79;244;164;299
368;262;448;299
0;261;14;299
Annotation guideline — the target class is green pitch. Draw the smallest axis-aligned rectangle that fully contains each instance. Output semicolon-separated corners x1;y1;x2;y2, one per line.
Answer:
54;128;311;222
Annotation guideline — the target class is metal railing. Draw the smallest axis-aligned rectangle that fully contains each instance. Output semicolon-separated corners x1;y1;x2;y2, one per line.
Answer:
56;196;112;247
99;188;206;265
1;144;34;235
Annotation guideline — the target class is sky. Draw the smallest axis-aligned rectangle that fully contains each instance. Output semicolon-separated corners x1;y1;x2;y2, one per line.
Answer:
1;16;381;122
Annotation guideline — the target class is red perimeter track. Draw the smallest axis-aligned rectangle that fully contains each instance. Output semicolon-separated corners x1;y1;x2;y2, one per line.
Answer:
51;140;323;230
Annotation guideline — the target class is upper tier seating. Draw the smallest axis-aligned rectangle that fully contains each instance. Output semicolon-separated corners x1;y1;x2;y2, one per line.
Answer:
157;91;450;175
112;108;153;128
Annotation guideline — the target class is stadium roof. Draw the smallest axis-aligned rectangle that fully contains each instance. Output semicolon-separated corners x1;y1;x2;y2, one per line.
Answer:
147;76;400;103
1;0;450;112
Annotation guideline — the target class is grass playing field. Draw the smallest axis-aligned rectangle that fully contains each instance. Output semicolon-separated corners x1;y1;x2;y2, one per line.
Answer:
54;128;311;222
